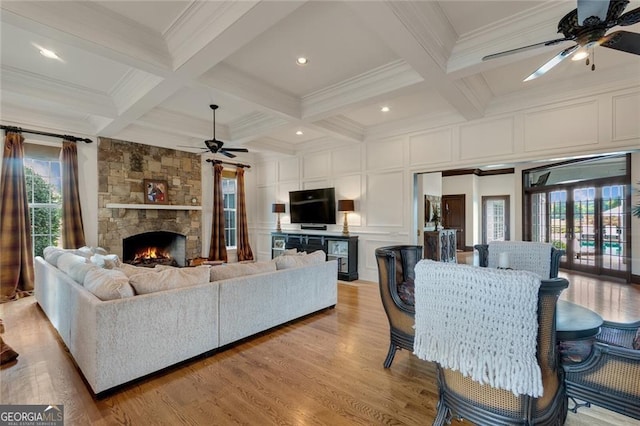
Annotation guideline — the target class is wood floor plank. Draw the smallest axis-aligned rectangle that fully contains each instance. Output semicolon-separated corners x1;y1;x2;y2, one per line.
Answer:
1;268;638;425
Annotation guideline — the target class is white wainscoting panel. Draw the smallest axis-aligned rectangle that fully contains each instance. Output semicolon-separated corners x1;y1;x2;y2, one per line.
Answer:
524;101;598;151
277;181;299;225
612;92;640;142
278;157;300;181
366;171;404;227
366;137;404;171
334;174;363;226
409;128;453;166
362;237;411;282
256;160;277;187
459;117;514;160
332;145;362;175
303;180;330;190
257;186;276;226
303;152;330;179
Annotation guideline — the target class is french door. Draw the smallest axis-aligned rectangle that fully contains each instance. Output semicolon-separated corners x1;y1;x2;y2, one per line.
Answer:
530;182;628;279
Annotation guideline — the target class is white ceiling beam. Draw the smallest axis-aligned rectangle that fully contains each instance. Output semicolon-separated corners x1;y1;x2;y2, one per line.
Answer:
348;1;490;120
97;1;306;138
134;108;230;141
310;116;364;143
446;2;572;80
301;60;423;122
1;66;117;118
199;63;301;120
0;103;97;136
0;2;172;75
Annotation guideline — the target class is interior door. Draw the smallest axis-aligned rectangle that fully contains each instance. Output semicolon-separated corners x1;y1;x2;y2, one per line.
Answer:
442;194;465;250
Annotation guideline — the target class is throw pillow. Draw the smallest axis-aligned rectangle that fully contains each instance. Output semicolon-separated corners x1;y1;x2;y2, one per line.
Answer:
275;250;326;270
43;246;65;266
129;266;210;295
57;252;89;276
83;268;134;301
90;253;121;269
633;328;640;350
210;261;276;281
67;263;97;285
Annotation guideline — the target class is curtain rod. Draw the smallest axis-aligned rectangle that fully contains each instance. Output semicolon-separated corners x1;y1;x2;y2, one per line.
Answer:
1;125;93;144
206;158;251;169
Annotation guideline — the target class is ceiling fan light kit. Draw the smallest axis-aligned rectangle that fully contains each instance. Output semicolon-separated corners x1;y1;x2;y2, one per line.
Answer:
482;0;640;81
199;104;249;158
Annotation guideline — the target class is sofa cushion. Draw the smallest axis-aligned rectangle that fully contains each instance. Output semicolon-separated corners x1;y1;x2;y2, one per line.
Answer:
210;261;277;282
129;266;210;295
117;263;150;278
67;262;96;285
57;252;89;276
43;247;65;266
83;268;135;301
275;250;326;270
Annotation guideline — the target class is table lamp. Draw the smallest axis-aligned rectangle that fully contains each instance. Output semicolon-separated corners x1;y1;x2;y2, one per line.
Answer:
338;199;355;236
272;203;285;232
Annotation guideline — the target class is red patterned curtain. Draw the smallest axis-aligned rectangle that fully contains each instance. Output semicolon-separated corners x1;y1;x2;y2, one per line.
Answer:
208;163;228;261
235;167;254;261
61;141;86;248
0;132;34;301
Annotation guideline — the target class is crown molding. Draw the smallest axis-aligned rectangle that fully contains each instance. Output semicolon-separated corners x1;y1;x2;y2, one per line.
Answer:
1;2;171;73
311;116;364;143
452;74;493;117
229;112;289;142
386;0;457;72
200;63;300;119
302;60;423;121
1;65;116;118
447;2;568;77
164;1;258;69
0;104;96;136
133;107;228;141
244;137;297;156
110;69;163;115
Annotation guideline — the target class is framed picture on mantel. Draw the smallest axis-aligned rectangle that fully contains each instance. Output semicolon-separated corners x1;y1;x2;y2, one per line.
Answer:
144;179;168;205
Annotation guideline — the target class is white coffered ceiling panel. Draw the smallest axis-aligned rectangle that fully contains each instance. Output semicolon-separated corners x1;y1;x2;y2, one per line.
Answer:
1;0;638;154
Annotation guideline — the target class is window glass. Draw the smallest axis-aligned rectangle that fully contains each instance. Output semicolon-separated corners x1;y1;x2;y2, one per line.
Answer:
222;177;237;248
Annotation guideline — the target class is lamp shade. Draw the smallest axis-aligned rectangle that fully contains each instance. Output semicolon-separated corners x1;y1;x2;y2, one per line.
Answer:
338;199;355;212
272;203;285;213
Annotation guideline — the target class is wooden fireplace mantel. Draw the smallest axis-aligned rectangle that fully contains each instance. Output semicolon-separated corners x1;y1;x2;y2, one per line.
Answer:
105;203;202;210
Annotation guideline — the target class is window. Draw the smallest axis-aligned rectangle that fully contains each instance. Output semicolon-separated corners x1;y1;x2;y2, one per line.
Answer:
24;157;62;258
222;176;236;248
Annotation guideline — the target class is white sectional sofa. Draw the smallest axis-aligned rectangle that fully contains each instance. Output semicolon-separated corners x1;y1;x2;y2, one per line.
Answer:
34;253;337;395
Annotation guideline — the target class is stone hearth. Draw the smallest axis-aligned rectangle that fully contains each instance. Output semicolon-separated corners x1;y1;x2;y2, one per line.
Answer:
97;137;202;260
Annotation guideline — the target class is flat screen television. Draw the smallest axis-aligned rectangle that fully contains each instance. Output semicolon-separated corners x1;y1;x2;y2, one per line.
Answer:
289;187;336;225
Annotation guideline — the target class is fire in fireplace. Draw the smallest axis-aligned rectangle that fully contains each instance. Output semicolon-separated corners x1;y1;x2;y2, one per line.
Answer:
123;231;187;267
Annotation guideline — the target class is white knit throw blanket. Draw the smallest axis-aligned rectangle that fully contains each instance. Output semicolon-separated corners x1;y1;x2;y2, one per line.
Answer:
488;241;552;279
413;260;543;397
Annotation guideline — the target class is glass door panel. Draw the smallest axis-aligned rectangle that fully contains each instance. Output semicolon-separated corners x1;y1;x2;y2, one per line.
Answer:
601;185;626;273
549;190;567;263
573;187;596;270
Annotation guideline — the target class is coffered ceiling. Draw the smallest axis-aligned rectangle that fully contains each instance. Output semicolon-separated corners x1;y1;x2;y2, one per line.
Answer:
1;1;639;157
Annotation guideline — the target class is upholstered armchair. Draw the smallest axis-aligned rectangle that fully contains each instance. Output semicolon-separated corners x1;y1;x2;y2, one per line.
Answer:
564;320;640;420
413;260;569;426
374;245;422;368
474;241;564;278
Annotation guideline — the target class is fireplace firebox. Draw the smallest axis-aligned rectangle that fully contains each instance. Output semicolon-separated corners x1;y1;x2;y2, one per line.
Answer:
123;231;187;267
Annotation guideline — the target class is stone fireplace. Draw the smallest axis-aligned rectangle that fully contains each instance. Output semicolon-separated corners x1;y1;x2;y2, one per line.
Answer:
97;137;202;260
123;231;187;267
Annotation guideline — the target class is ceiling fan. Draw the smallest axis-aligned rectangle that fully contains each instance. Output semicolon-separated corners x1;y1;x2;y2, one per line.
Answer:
186;104;248;158
482;0;640;81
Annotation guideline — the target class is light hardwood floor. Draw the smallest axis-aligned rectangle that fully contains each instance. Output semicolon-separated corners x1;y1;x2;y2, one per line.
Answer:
1;269;638;425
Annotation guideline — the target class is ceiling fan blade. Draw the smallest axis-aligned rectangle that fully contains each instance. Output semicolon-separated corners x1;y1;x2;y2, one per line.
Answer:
220;150;237;158
617;6;640;26
601;30;640;55
222;148;249;153
482;37;571;61
578;0;610;25
523;44;580;82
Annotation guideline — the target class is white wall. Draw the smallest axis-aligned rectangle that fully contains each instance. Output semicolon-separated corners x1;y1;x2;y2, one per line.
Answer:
256;87;640;282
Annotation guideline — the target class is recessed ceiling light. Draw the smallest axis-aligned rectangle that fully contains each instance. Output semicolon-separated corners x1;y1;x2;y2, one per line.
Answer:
380;106;390;112
296;57;308;66
39;48;60;60
296;130;304;136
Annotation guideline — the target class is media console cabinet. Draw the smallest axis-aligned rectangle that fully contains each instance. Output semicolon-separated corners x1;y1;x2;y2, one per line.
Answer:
271;232;358;281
